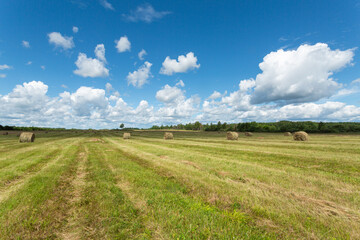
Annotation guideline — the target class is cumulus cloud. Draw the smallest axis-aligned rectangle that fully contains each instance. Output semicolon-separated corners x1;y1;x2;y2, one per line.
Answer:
127;61;152;88
176;80;185;87
1;80;360;129
156;84;185;104
332;88;359;98
239;79;256;92
94;44;106;62
115;36;131;53
250;43;354;104
208;90;227;100
0;74;6;78
72;26;79;33
0;81;49;115
208;91;222;100
1;42;359;128
48;32;75;50
68;87;108;116
199;96;360;123
138;49;147;60
22;40;30;48
351;78;360;84
160;52;200;75
156;83;200;120
74;44;109;78
123;3;171;23
0;64;11;70
99;0;114;10
74;53;108;78
105;82;113;92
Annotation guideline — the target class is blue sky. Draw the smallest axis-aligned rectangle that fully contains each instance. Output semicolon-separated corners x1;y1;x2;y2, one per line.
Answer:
1;0;360;128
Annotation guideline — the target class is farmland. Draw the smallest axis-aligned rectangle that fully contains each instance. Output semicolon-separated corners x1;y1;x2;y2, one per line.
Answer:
0;131;359;239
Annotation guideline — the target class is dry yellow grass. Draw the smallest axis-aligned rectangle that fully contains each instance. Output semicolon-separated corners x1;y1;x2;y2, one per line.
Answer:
0;131;359;239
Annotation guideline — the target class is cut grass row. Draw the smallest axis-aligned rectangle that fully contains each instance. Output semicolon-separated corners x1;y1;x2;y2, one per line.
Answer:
103;134;360;239
0;132;359;239
94;139;271;239
0;138;82;238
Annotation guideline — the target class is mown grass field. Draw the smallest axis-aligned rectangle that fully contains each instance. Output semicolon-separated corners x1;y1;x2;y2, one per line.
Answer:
0;130;359;239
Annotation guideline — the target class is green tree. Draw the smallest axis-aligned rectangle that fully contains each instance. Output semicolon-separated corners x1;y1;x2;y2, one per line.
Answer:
120;123;124;129
193;121;201;130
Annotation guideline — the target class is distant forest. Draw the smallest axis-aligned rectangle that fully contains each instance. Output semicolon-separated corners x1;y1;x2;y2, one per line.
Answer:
150;121;360;133
0;125;66;131
2;121;360;133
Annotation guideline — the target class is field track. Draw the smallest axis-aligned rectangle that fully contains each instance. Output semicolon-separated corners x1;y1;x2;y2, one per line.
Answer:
0;131;359;239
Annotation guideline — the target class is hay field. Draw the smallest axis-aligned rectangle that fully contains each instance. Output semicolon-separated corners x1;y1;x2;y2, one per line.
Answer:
0;130;359;239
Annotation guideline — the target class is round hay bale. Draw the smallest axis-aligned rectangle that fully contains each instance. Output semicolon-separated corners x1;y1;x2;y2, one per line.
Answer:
19;132;35;143
293;131;308;141
245;132;253;137
3;132;8;135
123;132;131;139
226;131;238;140
284;132;292;136
164;132;174;140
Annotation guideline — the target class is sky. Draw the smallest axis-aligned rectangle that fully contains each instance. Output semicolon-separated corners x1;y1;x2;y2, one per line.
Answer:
0;0;360;129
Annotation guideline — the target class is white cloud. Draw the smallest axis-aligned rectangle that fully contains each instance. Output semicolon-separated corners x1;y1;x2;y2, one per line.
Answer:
74;44;109;78
105;82;113;92
94;44;106;62
160;52;200;75
1;80;360;129
0;81;156;128
332;88;359;98
61;84;68;89
199;96;360;123
72;26;79;33
156;83;200;120
68;86;108;116
123;3;171;23
109;95;118;101
41;65;46;70
48;32;75;50
351;78;360;84
239;79;256;92
74;53;109;78
115;36;131;53
251;43;354;104
99;0;114;10
138;49;147;60
26;61;32;65
207;90;227;100
0;74;6;78
127;61;152;88
0;81;49;115
156;84;185;104
22;40;30;48
0;64;11;70
208;91;222;100
221;91;252;111
176;80;185;87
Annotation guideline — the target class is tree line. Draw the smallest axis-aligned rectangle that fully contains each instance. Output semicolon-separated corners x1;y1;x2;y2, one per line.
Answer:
150;121;360;133
3;121;360;133
0;125;66;131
